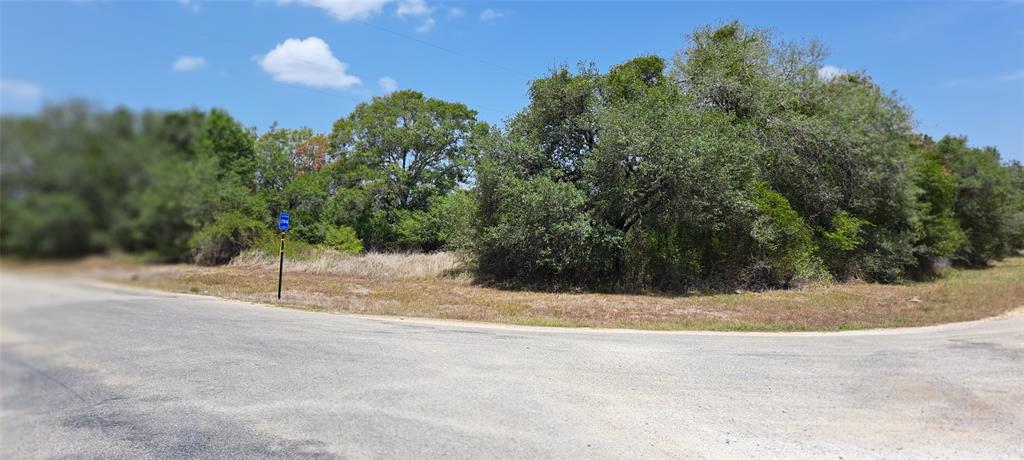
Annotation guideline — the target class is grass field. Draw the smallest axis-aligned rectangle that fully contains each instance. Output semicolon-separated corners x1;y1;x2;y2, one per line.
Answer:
7;251;1024;331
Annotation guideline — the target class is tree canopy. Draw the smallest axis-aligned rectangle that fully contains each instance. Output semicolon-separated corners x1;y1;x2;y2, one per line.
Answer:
2;21;1021;292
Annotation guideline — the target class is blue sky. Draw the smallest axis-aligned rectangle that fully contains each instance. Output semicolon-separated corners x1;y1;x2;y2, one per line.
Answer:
2;1;1022;161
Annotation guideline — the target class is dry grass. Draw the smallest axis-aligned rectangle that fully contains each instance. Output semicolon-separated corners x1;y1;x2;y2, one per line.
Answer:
230;249;466;279
7;253;1024;331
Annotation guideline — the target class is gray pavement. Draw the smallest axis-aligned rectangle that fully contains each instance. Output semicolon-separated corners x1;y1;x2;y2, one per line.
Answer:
1;274;1022;459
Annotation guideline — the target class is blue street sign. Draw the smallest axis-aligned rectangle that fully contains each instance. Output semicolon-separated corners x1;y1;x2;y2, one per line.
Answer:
279;212;290;231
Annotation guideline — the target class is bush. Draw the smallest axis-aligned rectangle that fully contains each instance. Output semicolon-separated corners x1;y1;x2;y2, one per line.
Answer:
291;221;328;245
325;225;363;254
747;182;817;288
818;210;870;278
255;234;318;260
424;191;477;251
393;210;429;251
476;174;618;286
189;212;268;265
0;193;97;258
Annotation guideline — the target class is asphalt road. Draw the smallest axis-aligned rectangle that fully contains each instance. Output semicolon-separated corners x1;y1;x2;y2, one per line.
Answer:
1;275;1022;459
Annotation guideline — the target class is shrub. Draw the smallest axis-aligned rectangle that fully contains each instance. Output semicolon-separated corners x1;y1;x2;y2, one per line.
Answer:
291;221;328;245
189;212;268;265
325;225;363;254
820;211;868;252
747;182;817;288
393;210;429;251
818;211;870;278
0;193;97;258
476;174;617;286
424;190;477;251
256;234;318;260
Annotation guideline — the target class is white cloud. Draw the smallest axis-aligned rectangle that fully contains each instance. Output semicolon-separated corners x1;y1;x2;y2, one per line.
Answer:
448;7;463;17
259;37;361;89
279;0;391;22
378;76;398;93
480;8;504;21
178;0;202;13
396;0;429;17
415;16;435;33
281;0;435;32
395;0;434;33
817;65;847;81
0;79;44;103
172;56;207;72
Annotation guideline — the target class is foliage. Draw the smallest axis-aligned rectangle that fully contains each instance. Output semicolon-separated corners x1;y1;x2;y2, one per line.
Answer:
423;190;477;251
476;174;614;286
938;136;1024;265
820;211;867;253
748;182;817;288
255;234;319;261
189;212;268;266
474;22;1024;291
909;140;965;262
324;225;363;254
330;90;482;211
1;193;95;258
1;21;1021;294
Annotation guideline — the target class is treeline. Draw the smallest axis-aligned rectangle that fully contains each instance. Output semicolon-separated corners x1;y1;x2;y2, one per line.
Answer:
2;22;1022;291
0;92;482;265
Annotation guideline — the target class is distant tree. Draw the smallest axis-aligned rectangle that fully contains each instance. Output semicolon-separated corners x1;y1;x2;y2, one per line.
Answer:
0;101;154;256
198;109;257;186
938;136;1023;265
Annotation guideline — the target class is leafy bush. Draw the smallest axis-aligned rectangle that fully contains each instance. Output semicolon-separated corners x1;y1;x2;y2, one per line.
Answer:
290;222;328;245
325;225;363;254
747;182;817;288
476;174;617;286
392;211;429;251
189;212;268;266
818;211;870;278
255;234;318;260
820;211;868;253
424;190;477;251
0;193;96;258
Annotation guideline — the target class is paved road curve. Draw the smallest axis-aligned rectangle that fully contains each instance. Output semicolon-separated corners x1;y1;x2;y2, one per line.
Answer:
2;275;1022;459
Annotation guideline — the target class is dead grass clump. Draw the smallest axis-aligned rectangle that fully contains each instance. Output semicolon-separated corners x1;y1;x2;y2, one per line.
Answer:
230;249;466;279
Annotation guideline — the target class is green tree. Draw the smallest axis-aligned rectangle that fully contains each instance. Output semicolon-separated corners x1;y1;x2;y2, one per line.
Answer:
328;90;485;250
198;109;258;186
331;90;482;211
939;136;1021;265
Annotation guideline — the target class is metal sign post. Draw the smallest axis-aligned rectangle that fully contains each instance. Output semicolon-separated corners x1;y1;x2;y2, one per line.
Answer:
277;212;289;299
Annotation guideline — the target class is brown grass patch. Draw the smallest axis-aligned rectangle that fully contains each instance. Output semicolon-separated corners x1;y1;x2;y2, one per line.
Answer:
230;249;465;279
6;253;1024;331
